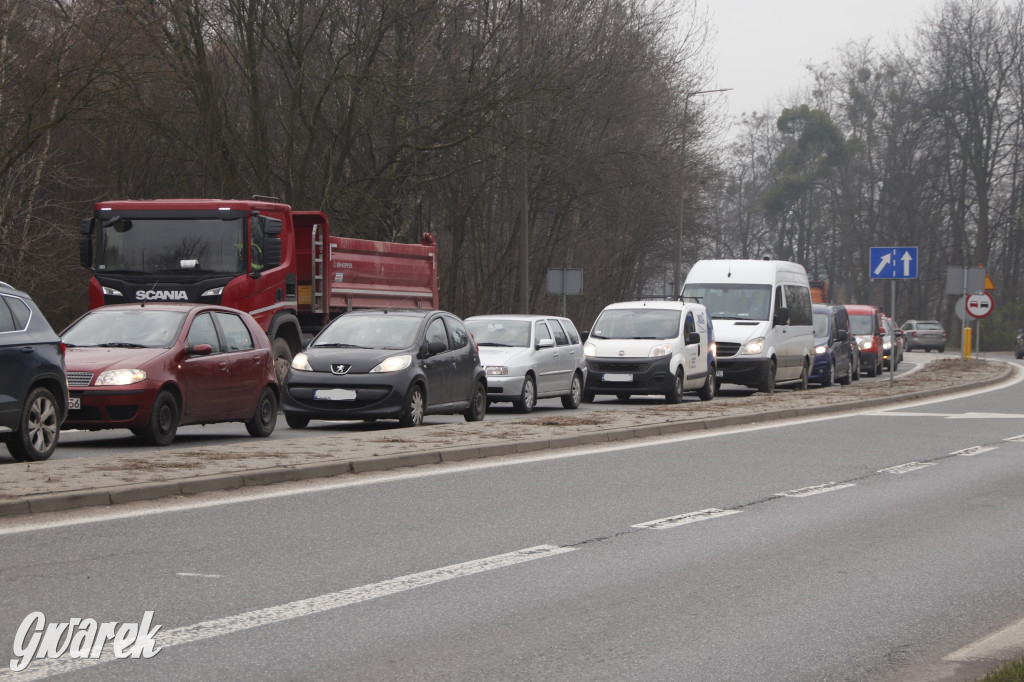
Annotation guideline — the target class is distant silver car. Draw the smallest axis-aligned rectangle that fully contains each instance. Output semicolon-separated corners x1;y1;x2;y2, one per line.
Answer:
464;315;588;413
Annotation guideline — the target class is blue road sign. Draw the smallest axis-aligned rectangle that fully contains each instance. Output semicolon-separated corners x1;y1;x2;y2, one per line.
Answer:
870;246;918;280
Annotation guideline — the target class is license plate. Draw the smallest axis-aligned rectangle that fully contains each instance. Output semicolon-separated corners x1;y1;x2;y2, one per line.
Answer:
603;373;632;382
68;397;81;410
313;388;356;401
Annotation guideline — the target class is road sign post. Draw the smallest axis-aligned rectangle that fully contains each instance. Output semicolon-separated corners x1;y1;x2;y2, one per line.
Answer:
870;247;917;387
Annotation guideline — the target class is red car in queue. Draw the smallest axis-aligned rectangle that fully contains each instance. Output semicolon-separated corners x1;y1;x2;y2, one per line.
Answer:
61;303;279;445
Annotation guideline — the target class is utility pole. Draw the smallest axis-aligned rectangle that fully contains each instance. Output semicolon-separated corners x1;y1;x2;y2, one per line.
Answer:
518;0;529;313
674;87;732;298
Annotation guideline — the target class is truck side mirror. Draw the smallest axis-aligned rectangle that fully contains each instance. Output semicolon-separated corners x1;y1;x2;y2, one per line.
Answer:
79;218;94;268
263;238;282;269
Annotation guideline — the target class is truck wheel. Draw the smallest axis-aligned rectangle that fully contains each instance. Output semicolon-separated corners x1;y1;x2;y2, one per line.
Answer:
6;386;61;462
796;362;809;390
245;387;278;437
697;370;715;401
561;373;583;409
141;390;179;446
399;384;425;427
758;360;776;394
665;369;684;404
513;375;536;414
464;381;487;422
272;338;293;385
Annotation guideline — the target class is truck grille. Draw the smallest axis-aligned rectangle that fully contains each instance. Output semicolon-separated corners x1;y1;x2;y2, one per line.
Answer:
716;342;741;357
67;372;94;387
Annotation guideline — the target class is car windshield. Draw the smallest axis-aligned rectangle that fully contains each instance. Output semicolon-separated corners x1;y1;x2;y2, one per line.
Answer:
849;314;875;335
589;309;680;340
62;309;187;348
680;283;771;320
313;314;421;350
464;320;531;347
813;312;830;339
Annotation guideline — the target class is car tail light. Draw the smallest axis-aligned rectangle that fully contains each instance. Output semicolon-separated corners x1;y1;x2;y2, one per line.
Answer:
59;341;67;356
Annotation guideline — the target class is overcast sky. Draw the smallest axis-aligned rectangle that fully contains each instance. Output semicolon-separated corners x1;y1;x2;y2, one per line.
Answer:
707;0;942;123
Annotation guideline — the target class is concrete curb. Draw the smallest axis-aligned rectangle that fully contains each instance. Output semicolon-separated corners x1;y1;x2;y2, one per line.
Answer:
2;362;1013;519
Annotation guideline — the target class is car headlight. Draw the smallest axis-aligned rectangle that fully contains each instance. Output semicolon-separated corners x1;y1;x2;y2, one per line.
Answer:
584;343;596;357
649;343;672;358
95;369;146;386
741;337;765;355
815;345;827;355
883;341;891;350
370;354;412;373
485;366;509;376
291;352;312;371
860;339;872;350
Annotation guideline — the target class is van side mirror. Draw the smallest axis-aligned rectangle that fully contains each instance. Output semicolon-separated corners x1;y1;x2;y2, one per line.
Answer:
773;307;790;326
685;331;701;345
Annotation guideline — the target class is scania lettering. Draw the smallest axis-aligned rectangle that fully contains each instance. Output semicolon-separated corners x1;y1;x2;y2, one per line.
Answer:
135;290;188;301
80;198;439;383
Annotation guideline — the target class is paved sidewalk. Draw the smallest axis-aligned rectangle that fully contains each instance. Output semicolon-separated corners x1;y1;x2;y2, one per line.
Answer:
0;359;1012;518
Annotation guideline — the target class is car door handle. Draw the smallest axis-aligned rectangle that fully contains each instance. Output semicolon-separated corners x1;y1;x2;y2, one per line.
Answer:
22;347;35;353
219;362;229;371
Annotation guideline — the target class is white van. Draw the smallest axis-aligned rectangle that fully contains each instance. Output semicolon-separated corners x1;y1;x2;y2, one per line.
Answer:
582;300;715;403
680;259;813;393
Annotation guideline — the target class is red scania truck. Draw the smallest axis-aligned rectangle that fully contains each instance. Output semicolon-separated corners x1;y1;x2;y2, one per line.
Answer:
80;197;439;381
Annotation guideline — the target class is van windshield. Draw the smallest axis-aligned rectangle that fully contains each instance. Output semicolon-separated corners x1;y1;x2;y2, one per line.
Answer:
680;283;771;321
590;309;681;340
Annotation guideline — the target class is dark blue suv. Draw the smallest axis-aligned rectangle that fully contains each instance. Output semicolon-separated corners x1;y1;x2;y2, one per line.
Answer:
0;282;68;460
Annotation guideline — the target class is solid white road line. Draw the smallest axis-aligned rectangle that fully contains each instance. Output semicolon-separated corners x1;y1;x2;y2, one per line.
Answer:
4;544;575;681
945;615;1024;662
632;508;742;530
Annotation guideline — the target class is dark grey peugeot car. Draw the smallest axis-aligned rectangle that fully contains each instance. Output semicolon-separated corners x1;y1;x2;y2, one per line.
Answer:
0;282;68;461
282;309;487;428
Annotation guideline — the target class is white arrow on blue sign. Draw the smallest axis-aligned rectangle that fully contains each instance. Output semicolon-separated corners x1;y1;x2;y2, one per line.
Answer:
870;246;918;280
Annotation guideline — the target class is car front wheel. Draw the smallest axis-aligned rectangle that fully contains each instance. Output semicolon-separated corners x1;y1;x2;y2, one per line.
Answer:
399;384;426;427
561;373;583;409
140;390;180;446
514;375;536;414
6;386;61;461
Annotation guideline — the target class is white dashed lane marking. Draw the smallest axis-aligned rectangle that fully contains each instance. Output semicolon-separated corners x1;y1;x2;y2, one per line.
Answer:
632;508;742;530
775;482;856;498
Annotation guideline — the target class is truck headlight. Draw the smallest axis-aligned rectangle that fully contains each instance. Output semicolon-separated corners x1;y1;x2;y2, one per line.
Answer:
370;354;412;373
101;286;123;297
202;287;224;297
649;343;672;357
741;337;765;355
95;369;146;386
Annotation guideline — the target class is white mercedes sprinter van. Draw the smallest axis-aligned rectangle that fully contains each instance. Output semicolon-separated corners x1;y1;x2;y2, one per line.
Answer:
582;300;715;403
680;259;813;393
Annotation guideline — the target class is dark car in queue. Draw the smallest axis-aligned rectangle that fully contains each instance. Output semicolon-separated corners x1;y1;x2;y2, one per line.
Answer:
62;303;279;445
282;309;487;428
809;304;855;387
0;281;68;461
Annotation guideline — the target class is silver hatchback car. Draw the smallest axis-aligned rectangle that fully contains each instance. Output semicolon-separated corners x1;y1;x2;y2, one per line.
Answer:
464;315;587;413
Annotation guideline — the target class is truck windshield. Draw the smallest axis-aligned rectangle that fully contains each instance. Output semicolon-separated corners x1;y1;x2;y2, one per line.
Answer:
681;283;771;321
589;309;680;340
95;215;245;274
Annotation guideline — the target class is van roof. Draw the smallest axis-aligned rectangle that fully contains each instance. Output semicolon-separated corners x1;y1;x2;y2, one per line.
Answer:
600;300;698;311
684;259;808;285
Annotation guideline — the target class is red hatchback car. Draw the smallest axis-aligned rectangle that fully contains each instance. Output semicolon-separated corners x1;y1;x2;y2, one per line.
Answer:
844;304;885;377
62;303;279;445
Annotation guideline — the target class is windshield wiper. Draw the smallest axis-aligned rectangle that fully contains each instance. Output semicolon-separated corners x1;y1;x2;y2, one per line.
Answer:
477;342;515;347
97;342;147;348
313;343;368;349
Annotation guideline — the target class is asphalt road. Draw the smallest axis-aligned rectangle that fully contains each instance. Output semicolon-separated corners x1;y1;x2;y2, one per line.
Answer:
0;352;1020;680
38;351;924;460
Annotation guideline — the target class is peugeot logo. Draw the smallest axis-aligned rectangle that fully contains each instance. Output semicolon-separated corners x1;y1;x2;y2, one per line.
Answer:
330;364;351;375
